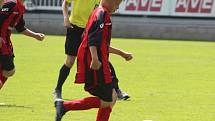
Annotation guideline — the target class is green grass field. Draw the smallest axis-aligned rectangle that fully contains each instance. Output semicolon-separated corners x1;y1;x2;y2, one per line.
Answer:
0;34;215;121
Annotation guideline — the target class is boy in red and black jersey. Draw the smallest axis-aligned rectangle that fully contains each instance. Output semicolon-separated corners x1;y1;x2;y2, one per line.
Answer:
54;0;124;121
0;0;45;89
75;5;113;91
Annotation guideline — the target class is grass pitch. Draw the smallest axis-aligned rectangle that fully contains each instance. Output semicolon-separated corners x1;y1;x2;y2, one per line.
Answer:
0;34;215;121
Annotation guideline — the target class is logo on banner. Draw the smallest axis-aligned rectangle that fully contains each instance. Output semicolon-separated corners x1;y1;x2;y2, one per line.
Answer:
175;0;213;13
125;0;163;12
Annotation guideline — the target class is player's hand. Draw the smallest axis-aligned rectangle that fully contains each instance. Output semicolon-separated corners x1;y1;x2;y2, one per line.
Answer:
35;33;45;41
90;59;102;70
122;52;133;61
64;18;73;28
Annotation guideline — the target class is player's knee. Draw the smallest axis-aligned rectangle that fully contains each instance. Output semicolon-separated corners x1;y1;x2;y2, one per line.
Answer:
110;89;118;107
100;101;112;108
3;69;15;77
100;91;117;108
65;56;76;67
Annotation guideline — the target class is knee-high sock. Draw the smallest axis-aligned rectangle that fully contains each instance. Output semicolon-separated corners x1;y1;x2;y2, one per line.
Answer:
63;97;101;111
96;107;112;121
55;64;70;91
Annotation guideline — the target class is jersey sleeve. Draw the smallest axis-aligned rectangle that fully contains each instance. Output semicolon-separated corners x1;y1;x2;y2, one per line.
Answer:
0;2;16;36
87;11;106;47
15;16;26;32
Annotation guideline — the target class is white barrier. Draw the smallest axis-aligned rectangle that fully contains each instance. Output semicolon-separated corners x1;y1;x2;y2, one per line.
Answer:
118;0;215;17
25;0;215;18
24;0;63;10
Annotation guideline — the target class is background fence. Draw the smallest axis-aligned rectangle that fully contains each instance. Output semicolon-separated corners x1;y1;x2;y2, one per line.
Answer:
22;0;215;41
25;0;215;18
118;0;215;17
24;0;63;10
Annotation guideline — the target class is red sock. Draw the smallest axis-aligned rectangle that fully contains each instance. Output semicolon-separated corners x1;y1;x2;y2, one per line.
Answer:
96;107;112;121
63;97;101;111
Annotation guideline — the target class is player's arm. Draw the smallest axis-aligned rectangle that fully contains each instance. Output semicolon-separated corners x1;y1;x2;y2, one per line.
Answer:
15;17;45;41
109;46;133;61
21;29;45;41
89;46;101;70
88;11;106;70
62;0;72;28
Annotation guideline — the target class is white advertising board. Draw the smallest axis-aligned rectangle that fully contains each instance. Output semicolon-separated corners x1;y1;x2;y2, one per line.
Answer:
118;0;215;17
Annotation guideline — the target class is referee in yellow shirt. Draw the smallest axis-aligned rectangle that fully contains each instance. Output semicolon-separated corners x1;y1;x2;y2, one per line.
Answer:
53;0;131;100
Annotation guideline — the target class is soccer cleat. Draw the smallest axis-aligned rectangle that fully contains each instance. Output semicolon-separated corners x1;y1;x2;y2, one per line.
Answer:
116;89;130;100
55;99;67;121
53;89;62;99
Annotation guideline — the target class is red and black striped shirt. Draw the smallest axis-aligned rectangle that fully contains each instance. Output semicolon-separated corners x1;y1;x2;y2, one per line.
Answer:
0;0;26;55
75;6;112;90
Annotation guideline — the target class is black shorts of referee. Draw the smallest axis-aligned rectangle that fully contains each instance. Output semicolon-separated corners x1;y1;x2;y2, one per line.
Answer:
65;24;85;56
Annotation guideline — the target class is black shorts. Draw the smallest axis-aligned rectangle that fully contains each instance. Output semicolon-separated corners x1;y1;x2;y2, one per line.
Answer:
86;68;114;102
0;55;15;71
88;82;114;102
65;25;85;56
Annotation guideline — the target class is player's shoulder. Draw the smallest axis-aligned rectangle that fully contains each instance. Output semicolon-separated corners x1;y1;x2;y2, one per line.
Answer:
2;0;17;7
4;0;17;4
95;6;108;21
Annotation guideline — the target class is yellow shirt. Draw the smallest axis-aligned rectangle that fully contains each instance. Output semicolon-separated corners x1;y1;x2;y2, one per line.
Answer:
66;0;100;28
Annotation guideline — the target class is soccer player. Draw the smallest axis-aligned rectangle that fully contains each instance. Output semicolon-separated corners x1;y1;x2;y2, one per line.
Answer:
0;0;45;89
53;0;131;100
55;0;123;120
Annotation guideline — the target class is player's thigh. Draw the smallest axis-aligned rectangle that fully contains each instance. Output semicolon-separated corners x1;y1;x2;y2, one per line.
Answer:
0;55;15;77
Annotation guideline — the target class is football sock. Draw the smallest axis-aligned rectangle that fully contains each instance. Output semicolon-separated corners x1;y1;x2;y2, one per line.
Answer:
114;83;119;90
63;97;101;111
55;64;70;91
96;107;112;121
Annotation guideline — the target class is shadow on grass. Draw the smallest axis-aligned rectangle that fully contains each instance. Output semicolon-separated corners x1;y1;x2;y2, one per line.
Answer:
0;103;34;112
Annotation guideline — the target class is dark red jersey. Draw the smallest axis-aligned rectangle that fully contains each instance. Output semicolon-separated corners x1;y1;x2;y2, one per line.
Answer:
75;6;112;90
0;0;26;55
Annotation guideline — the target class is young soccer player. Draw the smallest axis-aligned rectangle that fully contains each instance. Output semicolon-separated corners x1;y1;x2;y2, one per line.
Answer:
54;0;131;100
0;0;45;89
55;0;124;120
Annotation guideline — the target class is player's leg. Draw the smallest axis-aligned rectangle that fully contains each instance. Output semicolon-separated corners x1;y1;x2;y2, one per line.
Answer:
54;27;75;99
54;55;75;99
55;67;116;121
54;84;116;121
54;26;84;99
96;89;117;121
0;55;15;90
109;62;130;100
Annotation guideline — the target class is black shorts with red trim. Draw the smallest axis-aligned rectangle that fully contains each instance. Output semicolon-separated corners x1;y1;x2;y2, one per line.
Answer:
0;55;15;71
65;24;85;56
